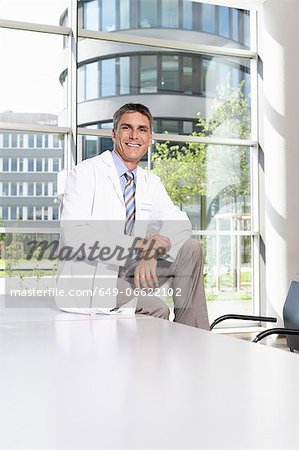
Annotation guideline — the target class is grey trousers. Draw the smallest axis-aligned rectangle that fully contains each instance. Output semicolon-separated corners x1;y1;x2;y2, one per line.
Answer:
116;239;210;330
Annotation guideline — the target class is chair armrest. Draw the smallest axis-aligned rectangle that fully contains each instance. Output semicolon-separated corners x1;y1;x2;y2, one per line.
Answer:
252;328;299;343
210;314;277;331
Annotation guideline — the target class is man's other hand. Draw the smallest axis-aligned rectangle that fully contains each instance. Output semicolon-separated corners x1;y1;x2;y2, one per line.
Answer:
135;234;171;256
134;249;158;289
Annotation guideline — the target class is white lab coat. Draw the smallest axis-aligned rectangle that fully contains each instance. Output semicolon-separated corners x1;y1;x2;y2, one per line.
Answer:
56;150;191;311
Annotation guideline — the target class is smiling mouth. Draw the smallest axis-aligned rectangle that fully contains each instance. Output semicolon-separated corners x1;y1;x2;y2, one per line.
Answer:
126;143;141;148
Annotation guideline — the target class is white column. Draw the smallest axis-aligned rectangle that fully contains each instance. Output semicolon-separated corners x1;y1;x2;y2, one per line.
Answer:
261;0;299;320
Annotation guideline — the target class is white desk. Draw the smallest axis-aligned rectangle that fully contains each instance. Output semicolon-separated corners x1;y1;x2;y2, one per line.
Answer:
1;306;299;449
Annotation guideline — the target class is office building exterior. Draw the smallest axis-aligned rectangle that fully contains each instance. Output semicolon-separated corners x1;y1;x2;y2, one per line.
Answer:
0;112;63;224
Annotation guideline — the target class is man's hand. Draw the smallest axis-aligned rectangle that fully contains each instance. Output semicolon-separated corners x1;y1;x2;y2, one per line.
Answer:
134;249;159;289
135;234;171;257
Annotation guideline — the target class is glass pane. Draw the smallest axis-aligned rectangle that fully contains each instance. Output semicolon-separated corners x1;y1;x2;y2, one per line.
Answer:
202;4;216;33
219;6;230;38
183;0;193;30
86;61;99;100
161;55;179;92
0;29;65;126
182;56;193;93
76;41;250;138
80;133;113;161
202;234;253;322
78;66;85;102
151;143;251;230
140;0;158;28
101;59;116;96
78;1;250;50
119;57;130;95
102;0;116;32
120;0;130;29
84;0;100;31
151;142;253;318
0;131;65;223
0;0;68;26
140;55;157;93
162;0;179;28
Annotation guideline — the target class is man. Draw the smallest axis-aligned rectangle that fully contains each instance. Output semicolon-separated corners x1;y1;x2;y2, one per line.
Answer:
57;103;209;329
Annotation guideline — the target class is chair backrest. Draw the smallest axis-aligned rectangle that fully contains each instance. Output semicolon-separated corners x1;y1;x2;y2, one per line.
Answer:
283;281;299;351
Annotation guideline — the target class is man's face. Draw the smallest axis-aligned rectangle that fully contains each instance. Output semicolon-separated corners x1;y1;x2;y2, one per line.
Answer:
112;112;152;167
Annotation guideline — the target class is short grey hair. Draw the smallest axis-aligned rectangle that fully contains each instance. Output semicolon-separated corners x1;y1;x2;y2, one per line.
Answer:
113;103;153;130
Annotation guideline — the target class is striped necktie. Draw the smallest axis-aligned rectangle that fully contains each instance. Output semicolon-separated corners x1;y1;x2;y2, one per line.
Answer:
124;171;135;235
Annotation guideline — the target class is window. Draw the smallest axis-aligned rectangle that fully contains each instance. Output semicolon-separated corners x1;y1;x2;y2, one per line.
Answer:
28;134;34;147
53;135;60;148
101;59;116;96
183;0;192;30
28;183;34;196
36;134;43;148
52;206;59;220
11;133;17;147
219;6;230;38
17;207;23;220
162;0;179;28
2;183;9;196
27;207;34;220
161;55;179;92
0;0;257;321
10;207;17;220
86;61;99;100
11;159;17;171
119;57;130;95
140;55;157;93
28;159;34;171
53;159;60;172
11;183;17;196
3;159;9;171
120;0;130;29
78;65;85;102
84;0;99;30
36;206;42;220
36;159;43;171
202;4;216;33
182;56;193;93
2;207;8;220
36;183;42;196
102;0;115;32
140;0;158;28
3;133;9;147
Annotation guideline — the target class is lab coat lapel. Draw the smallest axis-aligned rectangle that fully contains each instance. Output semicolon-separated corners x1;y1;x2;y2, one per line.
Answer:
99;150;124;205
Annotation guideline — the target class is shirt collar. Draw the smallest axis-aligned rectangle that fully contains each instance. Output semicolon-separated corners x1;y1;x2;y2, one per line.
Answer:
112;150;137;180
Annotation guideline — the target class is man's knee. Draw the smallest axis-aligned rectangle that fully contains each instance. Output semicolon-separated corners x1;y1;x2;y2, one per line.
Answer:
182;238;203;260
136;297;170;320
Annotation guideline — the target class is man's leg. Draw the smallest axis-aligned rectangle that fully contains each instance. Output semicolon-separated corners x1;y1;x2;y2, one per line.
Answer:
116;238;209;328
172;239;209;329
155;239;209;330
116;276;170;320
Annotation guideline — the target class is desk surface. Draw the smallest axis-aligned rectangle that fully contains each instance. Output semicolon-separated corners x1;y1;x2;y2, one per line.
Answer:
1;306;299;450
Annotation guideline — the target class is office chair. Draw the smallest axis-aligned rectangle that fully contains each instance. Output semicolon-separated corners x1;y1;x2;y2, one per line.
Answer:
210;280;299;352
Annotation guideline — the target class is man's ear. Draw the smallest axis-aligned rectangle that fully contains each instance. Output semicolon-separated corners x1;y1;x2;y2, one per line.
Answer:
111;128;116;142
